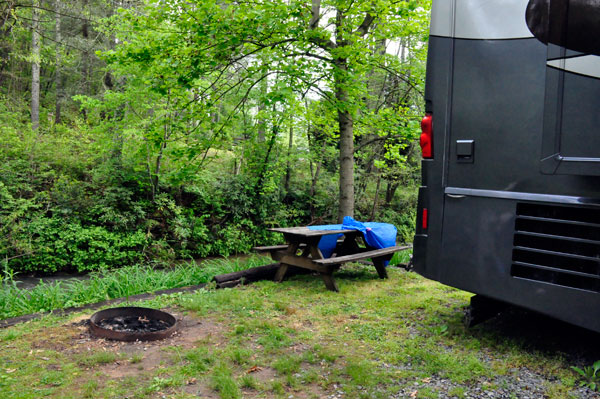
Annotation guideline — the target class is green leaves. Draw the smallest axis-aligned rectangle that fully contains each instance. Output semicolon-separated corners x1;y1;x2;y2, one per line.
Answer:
0;0;429;274
572;360;600;391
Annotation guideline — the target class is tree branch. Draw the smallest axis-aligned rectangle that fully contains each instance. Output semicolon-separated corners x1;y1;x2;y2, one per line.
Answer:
355;136;388;153
355;13;375;36
309;0;320;29
283;50;332;63
306;0;336;50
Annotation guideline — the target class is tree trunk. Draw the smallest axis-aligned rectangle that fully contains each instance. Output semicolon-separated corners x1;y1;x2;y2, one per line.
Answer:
355;157;374;205
152;108;172;201
31;0;40;131
233;158;241;175
54;0;62;125
152;140;166;201
334;9;354;222
385;181;399;205
0;1;15;88
256;77;267;142
284;125;293;193
307;120;324;221
370;174;381;221
253;122;279;200
335;60;354;222
81;0;89;120
309;141;325;221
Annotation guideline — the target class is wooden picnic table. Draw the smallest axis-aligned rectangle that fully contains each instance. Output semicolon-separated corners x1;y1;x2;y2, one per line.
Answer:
255;226;410;292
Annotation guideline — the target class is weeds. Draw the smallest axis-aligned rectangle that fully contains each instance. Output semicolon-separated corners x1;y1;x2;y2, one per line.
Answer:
228;347;252;365
272;354;302;376
572;360;600;391
130;353;143;364
77;351;117;367
183;347;214;374
82;380;99;398
239;374;259;390
211;362;241;399
0;255;270;320
149;376;178;392
270;380;285;395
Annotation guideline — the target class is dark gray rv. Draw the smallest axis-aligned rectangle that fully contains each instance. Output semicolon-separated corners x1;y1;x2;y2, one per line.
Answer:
413;0;600;332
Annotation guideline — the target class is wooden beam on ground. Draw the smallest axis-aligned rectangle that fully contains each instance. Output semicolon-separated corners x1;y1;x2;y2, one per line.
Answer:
212;263;309;288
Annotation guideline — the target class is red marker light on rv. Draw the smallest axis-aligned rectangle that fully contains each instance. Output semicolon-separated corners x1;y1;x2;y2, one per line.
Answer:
422;208;428;230
420;114;433;159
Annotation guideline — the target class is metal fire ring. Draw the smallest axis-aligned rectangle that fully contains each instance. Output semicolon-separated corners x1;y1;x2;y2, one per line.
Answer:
89;307;178;342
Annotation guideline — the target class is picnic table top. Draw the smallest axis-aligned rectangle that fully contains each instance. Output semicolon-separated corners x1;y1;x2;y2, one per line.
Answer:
268;226;357;237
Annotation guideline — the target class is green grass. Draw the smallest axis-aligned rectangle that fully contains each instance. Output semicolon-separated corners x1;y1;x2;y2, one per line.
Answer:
0;265;592;399
272;354;302;375
211;362;241;399
182;347;214;375
239;374;259;390
228;347;252;365
77;351;118;368
0;255;271;320
129;353;143;364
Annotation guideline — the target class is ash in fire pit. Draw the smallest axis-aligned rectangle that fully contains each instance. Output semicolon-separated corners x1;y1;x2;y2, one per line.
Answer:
97;315;171;333
89;307;178;341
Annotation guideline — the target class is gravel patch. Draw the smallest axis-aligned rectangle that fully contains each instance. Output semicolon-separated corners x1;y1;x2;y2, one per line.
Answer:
388;305;600;399
391;367;600;399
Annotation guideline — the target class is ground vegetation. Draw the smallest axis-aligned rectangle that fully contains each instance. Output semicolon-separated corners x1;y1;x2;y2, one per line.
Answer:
0;268;597;398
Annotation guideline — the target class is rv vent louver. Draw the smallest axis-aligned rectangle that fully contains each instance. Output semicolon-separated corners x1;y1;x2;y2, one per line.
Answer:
511;203;600;293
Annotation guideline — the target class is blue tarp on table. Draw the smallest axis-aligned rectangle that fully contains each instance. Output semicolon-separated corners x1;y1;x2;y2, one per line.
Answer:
308;216;397;261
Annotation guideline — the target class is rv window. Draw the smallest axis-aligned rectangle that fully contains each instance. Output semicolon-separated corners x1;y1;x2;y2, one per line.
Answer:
534;0;600;176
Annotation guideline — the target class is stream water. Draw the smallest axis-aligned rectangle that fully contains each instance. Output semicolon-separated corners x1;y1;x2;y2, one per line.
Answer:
7;253;254;290
10;272;91;290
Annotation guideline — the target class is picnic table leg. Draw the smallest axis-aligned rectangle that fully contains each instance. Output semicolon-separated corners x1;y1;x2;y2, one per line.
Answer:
373;258;388;279
274;264;289;282
320;272;339;292
274;242;299;283
306;240;340;292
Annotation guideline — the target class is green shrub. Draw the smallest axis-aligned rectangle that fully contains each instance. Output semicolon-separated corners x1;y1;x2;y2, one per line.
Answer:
10;218;147;273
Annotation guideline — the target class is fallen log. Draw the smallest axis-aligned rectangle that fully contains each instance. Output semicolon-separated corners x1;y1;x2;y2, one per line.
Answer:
212;263;309;288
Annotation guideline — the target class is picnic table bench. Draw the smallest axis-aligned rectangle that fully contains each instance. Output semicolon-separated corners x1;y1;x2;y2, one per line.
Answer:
254;226;411;292
253;243;307;257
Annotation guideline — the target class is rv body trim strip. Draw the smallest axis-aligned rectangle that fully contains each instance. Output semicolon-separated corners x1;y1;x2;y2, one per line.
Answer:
445;187;600;207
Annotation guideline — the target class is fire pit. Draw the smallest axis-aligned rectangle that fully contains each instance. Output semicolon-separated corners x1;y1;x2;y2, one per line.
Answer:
89;307;178;342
